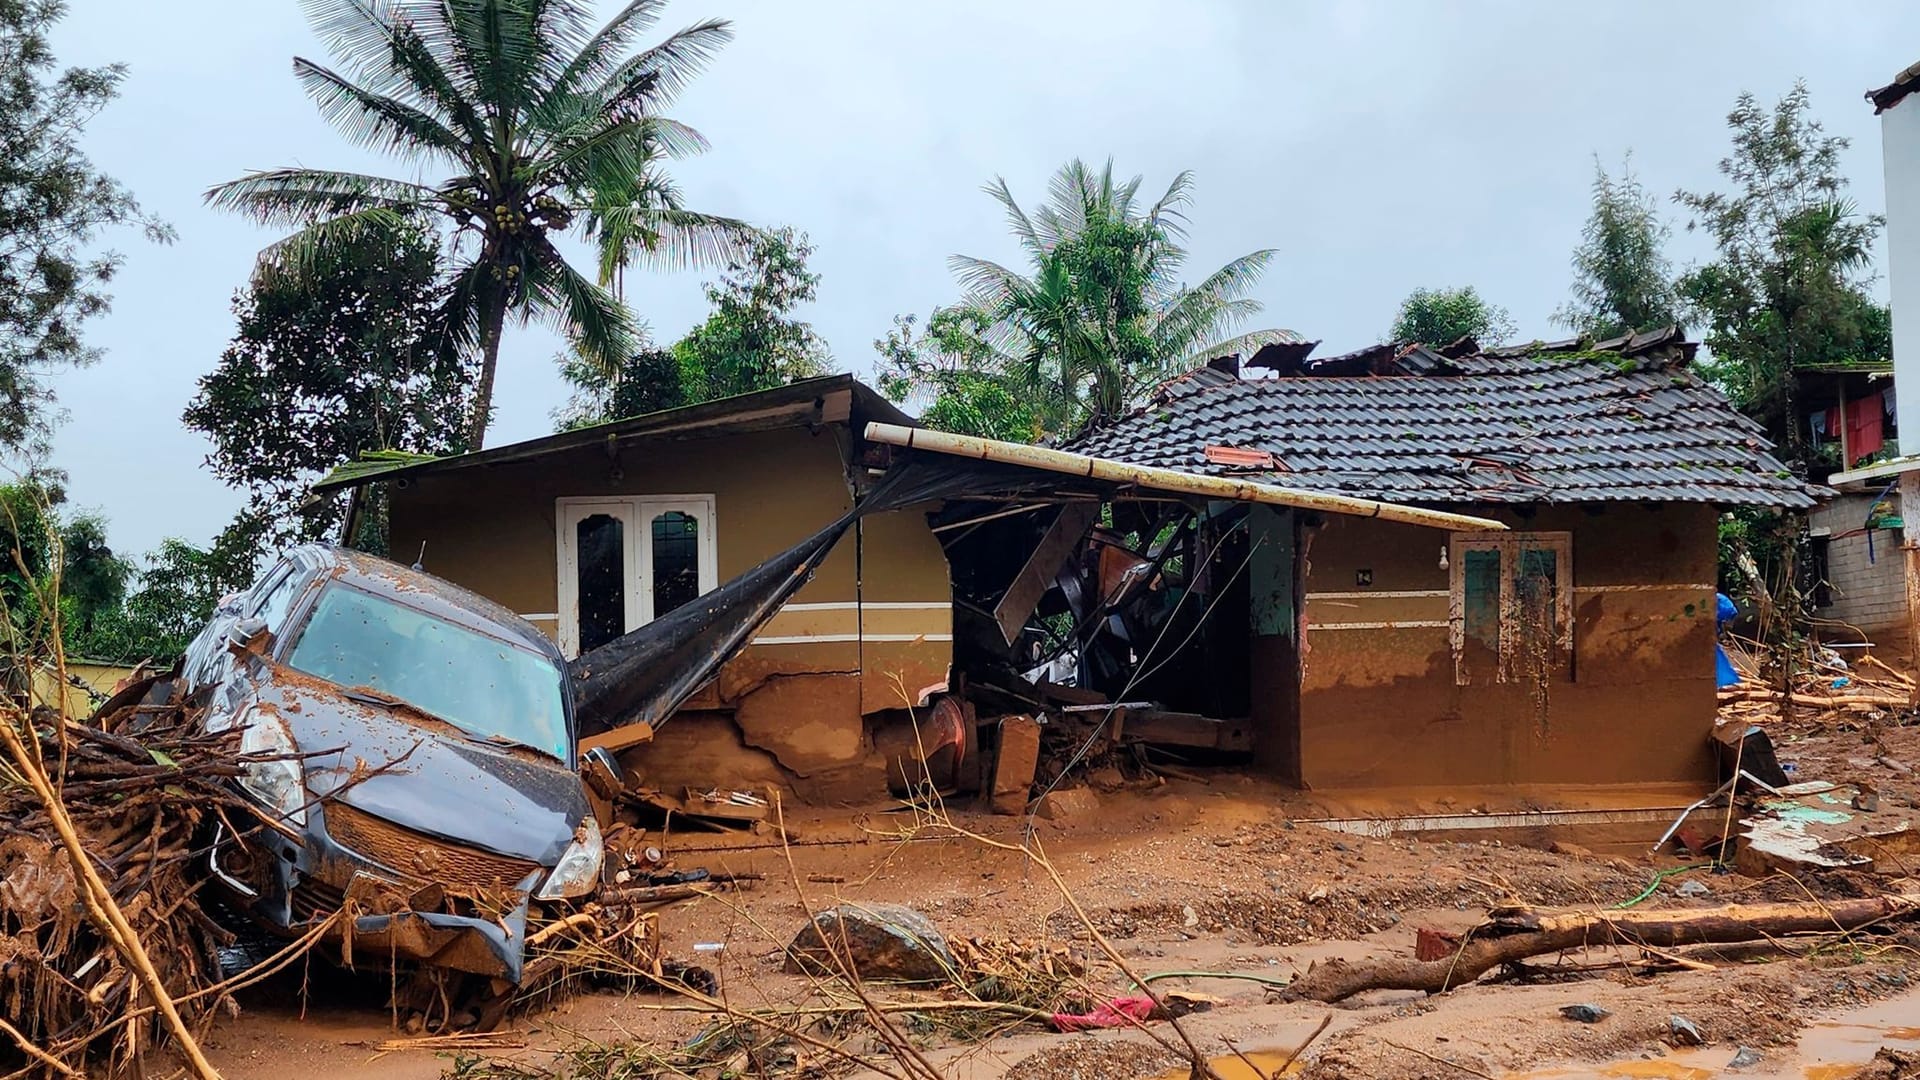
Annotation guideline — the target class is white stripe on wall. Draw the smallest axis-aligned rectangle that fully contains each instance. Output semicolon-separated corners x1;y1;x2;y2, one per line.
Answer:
775;601;952;611
519;613;559;621
1305;590;1449;600
751;633;954;646
1308;620;1449;631
1572;584;1714;594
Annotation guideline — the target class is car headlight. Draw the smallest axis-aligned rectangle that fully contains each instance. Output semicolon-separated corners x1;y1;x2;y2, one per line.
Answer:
238;715;307;827
535;816;603;901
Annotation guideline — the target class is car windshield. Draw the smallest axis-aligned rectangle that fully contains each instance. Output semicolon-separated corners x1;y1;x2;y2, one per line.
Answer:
286;583;570;761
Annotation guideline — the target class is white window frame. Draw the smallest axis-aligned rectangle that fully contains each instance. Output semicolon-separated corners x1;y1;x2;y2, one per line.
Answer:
1448;531;1572;686
556;495;718;658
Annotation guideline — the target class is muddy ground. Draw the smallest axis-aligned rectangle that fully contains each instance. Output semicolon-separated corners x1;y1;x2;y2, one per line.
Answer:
199;712;1920;1080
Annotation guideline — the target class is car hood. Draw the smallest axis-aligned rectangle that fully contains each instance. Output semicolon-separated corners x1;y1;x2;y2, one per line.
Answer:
259;677;588;866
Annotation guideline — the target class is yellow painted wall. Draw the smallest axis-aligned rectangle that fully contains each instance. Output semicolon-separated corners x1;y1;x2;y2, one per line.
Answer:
1294;503;1720;791
385;424;953;727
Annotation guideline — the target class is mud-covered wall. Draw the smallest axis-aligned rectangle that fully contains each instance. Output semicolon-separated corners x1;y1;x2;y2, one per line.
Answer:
386;425;954;800
1295;502;1719;791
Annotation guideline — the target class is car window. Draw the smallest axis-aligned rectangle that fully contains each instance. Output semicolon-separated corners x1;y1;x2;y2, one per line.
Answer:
285;583;570;761
249;564;304;634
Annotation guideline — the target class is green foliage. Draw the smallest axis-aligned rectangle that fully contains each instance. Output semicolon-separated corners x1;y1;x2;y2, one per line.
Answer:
556;228;829;428
183;216;472;548
74;532;258;664
673;227;830;403
1388;285;1516;347
882;158;1289;441
0;0;172;455
1555;154;1680;338
1675;80;1888;470
205;0;750;447
875;309;1038;441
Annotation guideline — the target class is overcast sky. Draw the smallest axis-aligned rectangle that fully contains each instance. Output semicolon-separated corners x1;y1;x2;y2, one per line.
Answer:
46;1;1920;559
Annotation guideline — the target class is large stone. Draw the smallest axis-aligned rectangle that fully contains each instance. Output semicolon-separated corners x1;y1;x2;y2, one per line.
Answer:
784;903;956;983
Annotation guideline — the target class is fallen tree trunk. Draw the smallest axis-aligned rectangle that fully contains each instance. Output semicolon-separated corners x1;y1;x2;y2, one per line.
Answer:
1286;895;1920;1003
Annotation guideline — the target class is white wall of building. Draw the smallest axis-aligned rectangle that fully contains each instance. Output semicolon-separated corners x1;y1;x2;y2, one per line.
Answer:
1884;92;1920;456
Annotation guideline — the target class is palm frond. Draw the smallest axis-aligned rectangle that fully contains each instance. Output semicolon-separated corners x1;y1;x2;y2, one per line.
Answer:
252;206;414;282
203;168;438;226
983;175;1048;255
589;198;754;281
1146;170;1195;242
588;18;733;118
545;0;665;97
297;0;491;144
948;253;1029;308
294;58;467;159
525;237;638;375
1172;326;1305;368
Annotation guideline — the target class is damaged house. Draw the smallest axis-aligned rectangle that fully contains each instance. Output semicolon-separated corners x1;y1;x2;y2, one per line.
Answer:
1048;327;1820;796
316;330;1816;809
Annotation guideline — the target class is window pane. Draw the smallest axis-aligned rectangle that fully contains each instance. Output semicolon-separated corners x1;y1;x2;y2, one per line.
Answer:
651;510;701;618
576;513;626;653
1462;548;1501;649
288;585;570;760
251;565;303;635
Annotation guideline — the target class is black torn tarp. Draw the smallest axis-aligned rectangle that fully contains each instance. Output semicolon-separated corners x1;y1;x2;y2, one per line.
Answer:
570;453;1079;736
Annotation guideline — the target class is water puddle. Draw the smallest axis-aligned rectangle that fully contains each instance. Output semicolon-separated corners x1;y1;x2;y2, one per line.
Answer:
1149;1050;1306;1079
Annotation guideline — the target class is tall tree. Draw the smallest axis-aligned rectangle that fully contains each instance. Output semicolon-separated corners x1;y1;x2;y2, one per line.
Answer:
1675;80;1888;469
875;308;1038;441
555;227;829;429
1388;285;1516;347
205;0;749;448
673;226;829;403
1555;154;1680;338
183;216;473;547
883;159;1287;440
0;0;171;455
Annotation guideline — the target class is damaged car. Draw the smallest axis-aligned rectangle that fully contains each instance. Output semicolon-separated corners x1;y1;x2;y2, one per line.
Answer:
177;544;603;989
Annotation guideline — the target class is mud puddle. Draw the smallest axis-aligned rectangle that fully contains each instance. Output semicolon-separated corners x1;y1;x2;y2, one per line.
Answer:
1149;1050;1305;1078
1511;991;1920;1079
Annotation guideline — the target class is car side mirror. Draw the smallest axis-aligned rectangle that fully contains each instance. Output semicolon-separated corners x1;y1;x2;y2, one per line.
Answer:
225;616;269;652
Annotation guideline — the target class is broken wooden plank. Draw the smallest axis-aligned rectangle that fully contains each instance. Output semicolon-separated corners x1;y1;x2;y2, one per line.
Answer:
1119;710;1252;753
993;502;1100;646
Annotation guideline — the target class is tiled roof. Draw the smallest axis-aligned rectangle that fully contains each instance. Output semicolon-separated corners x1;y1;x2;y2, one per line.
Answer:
1064;332;1820;509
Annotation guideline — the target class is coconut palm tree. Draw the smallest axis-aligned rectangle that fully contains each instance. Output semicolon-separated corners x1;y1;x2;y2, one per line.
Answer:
207;0;750;448
946;159;1290;434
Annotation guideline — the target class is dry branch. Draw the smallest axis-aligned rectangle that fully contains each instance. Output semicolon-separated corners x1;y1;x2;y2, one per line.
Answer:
1286;894;1920;1003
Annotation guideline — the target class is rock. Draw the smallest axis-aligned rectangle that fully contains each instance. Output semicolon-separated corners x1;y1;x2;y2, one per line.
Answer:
1550;840;1595;859
1181;905;1200;929
1674;879;1711;898
1085;765;1126;790
1727;1047;1764;1071
784;904;956;983
1668;1014;1705;1046
1558;1003;1611;1024
1035;787;1100;822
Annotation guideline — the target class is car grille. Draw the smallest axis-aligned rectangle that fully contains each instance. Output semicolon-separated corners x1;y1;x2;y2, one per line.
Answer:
323;802;541;892
289;876;346;925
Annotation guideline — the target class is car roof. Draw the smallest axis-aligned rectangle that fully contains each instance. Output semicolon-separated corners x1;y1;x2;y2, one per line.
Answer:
286;544;563;661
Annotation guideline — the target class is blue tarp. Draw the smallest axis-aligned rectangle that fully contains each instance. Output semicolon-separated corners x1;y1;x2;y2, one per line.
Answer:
1715;592;1741;687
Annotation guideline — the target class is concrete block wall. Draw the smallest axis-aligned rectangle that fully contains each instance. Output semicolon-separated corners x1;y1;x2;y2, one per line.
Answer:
1811;493;1909;648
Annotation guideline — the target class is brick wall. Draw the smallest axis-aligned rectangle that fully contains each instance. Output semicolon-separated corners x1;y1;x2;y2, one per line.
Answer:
1811;492;1908;648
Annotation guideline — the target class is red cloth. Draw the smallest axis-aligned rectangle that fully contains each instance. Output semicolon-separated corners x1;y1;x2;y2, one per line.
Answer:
1846;394;1885;462
1051;994;1157;1032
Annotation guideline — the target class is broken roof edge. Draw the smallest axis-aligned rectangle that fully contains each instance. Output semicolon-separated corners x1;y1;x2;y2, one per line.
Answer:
312;373;913;494
863;422;1509;532
1870;59;1920;114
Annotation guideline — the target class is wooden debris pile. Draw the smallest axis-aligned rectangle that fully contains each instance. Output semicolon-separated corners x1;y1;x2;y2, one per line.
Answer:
1717;635;1916;726
0;680;282;1077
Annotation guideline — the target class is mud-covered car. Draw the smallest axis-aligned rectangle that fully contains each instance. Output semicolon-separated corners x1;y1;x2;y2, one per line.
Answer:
180;544;601;984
